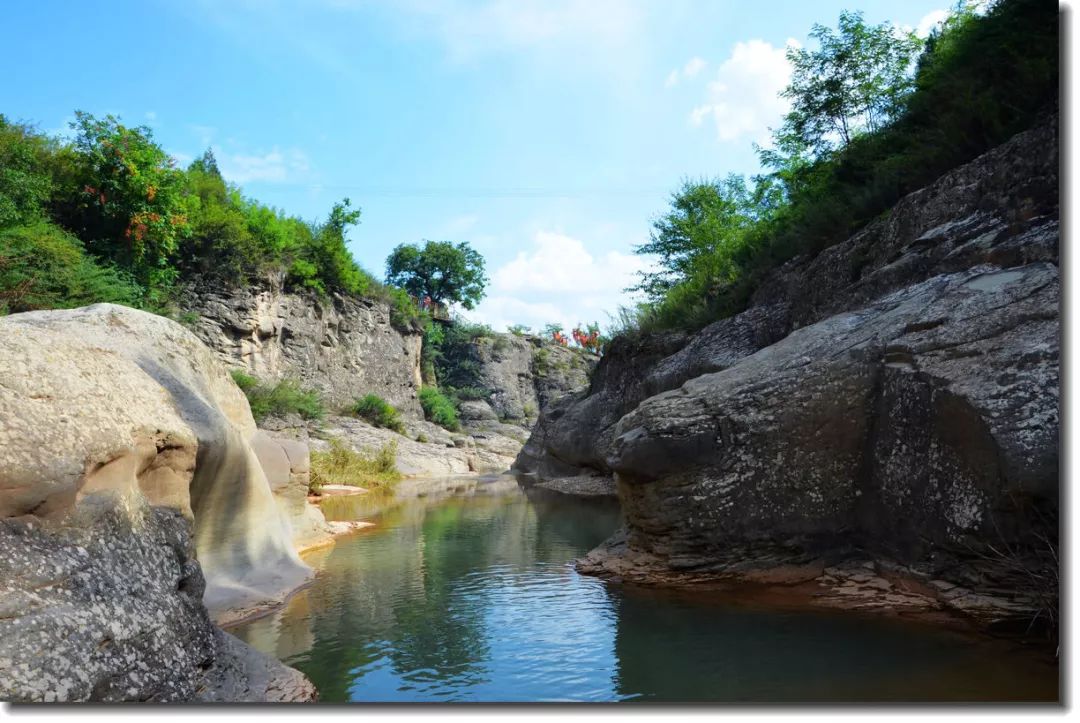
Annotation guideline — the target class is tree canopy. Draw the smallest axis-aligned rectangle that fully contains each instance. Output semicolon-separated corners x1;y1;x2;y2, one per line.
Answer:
385;240;488;310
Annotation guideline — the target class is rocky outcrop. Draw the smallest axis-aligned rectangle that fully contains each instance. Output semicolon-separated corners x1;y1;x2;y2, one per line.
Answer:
0;304;316;701
518;114;1059;624
182;280;424;417
441;332;596;427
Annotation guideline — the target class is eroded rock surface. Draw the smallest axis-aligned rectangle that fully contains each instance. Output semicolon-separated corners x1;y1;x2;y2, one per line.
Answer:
517;115;1059;625
182;279;424;416
0;304;315;701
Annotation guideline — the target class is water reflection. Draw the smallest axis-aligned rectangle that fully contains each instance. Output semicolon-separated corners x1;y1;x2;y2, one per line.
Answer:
228;478;1058;703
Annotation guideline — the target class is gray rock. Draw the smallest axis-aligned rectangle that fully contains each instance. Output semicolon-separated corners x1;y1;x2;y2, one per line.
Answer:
518;115;1060;618
0;304;316;701
181;279;424;417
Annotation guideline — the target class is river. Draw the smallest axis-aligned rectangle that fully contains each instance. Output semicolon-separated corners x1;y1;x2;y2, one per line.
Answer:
227;475;1058;703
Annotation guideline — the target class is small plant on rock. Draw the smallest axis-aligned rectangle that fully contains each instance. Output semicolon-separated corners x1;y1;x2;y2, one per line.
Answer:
350;393;405;433
418;386;460;431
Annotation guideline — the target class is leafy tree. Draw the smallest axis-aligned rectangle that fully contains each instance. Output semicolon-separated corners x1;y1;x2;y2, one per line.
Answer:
291;198;369;295
0;222;142;314
777;11;921;159
59;112;192;295
0;117;56;228
632;176;756;301
385;240;487;310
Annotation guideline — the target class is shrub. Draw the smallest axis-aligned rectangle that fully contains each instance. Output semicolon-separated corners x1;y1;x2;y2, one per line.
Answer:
230;369;259;392
309;438;400;494
231;371;325;423
0;222;143;315
448;385;489;401
418;386;460;431
351;393;404;433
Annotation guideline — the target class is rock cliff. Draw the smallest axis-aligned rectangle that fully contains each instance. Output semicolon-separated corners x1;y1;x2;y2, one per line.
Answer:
182;279;424;417
441;331;596;427
517;114;1059;625
0;304;318;701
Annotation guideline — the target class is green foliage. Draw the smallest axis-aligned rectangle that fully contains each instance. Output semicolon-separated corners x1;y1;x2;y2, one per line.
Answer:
309;437;400;494
0;222;142;315
507;324;531;336
0;117;57;228
58;112;192;300
418;386;460;431
778;11;921;158
232;372;325;423
632;176;758;303
0;113;419;321
447;385;489;401
230;369;259;392
629;0;1058;334
351;393;405;433
385;240;488;309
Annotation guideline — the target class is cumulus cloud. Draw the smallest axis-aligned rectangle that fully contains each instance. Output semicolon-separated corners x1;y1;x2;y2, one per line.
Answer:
915;9;950;37
467;230;655;332
665;56;707;87
215;147;311;184
689;38;798;143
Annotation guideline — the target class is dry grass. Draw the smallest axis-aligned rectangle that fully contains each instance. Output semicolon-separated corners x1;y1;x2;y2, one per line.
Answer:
309;438;401;494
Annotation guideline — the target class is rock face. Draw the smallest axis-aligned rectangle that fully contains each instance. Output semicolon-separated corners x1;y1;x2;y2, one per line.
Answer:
518;114;1059;622
0;304;316;701
182;279;424;417
441;332;596;427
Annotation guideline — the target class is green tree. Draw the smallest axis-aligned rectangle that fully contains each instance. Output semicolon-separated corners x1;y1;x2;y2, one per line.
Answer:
59;112;192;295
0;117;56;228
778;11;921;158
632;176;756;301
385;240;487;310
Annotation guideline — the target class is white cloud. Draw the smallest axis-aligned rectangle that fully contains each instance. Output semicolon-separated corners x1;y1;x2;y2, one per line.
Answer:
689;38;798;143
144;111;157;122
916;9;950;37
215;147;311;184
467;230;655;333
665;56;707;87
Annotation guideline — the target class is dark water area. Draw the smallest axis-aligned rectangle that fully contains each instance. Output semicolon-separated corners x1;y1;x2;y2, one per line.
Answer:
227;477;1059;703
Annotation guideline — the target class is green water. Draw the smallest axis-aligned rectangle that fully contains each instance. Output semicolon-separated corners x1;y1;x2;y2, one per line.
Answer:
228;477;1059;703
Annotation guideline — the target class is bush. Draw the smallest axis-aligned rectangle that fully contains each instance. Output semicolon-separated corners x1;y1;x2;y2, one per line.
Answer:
231;371;325;423
351;393;404;433
309;438;400;494
0;222;143;315
448;385;489;401
418;386;460;431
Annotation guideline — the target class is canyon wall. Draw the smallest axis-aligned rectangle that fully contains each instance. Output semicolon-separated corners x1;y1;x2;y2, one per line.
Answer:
516;114;1060;623
182;280;424;418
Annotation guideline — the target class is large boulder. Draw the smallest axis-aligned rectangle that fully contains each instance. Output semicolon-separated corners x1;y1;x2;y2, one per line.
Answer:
608;263;1058;568
0;304;316;701
519;115;1059;621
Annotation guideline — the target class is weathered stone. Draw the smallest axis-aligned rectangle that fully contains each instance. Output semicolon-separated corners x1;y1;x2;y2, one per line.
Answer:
520;115;1060;624
181;279;424;417
0;304;316;701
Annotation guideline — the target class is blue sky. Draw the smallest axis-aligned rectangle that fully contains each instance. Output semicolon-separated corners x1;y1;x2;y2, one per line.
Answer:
3;0;947;332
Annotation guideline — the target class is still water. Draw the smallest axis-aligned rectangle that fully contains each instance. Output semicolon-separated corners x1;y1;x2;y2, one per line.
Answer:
228;476;1058;703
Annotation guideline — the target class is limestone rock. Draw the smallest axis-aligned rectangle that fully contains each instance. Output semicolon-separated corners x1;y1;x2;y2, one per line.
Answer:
0;304;315;701
181;280;424;417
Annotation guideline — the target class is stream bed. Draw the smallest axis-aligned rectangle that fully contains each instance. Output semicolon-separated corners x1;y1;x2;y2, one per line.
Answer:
227;476;1058;703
